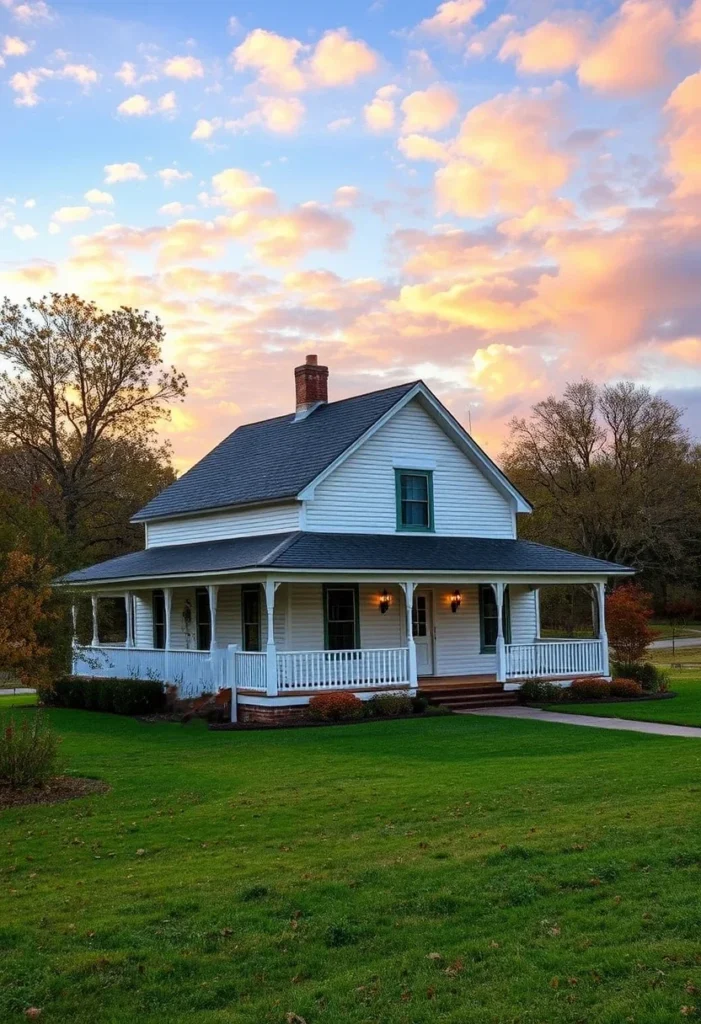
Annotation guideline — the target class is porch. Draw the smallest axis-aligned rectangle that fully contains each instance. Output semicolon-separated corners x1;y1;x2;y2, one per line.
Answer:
71;576;610;705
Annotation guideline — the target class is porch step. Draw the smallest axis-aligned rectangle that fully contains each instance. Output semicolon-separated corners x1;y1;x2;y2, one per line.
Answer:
423;682;518;711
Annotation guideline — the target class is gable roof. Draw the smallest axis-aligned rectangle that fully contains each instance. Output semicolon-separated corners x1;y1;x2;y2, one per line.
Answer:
133;381;417;522
133;379;531;523
59;531;632;585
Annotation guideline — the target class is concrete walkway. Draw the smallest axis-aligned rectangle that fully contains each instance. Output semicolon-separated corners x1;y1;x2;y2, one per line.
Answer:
650;635;701;650
467;705;701;738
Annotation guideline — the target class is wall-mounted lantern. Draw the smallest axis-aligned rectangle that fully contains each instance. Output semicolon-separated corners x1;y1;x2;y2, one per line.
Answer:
450;589;462;614
379;589;391;614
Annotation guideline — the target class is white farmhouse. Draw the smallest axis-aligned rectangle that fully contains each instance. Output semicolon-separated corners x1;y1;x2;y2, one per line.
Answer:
62;356;632;721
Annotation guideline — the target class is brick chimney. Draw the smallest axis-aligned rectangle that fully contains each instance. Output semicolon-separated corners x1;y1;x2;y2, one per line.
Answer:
294;354;329;420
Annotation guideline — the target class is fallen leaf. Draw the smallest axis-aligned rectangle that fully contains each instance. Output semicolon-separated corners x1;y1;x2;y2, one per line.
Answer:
25;1011;42;1020
285;1014;307;1024
426;952;442;960
135;849;145;857
445;958;463;976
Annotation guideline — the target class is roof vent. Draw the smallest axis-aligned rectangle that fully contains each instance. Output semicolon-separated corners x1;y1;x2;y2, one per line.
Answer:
294;354;328;421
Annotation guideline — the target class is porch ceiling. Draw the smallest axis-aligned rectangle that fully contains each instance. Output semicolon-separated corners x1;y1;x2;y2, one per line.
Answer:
58;531;633;589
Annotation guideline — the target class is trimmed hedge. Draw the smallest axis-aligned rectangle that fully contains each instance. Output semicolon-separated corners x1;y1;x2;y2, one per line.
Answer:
569;677;611;700
42;676;166;716
609;677;644;698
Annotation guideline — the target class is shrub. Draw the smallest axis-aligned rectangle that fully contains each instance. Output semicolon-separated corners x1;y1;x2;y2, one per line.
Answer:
0;713;62;788
365;693;413;718
411;692;429;714
606;583;655;663
610;678;644;698
569;677;611;700
307;691;365;722
519;679;564;704
42;676;165;715
612;660;669;693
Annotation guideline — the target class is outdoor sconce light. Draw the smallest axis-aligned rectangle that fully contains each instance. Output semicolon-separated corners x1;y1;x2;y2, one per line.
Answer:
450;589;462;614
379;589;391;614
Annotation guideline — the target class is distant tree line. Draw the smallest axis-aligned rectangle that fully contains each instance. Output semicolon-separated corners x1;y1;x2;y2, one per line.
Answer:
503;379;701;616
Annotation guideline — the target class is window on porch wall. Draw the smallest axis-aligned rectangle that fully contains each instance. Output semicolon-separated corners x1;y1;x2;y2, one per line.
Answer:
324;585;360;651
241;584;262;652
195;588;211;651
152;590;165;649
479;585;511;652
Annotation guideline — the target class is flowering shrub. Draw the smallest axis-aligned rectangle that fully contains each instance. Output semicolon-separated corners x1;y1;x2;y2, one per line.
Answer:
307;691;365;721
569;677;611;700
610;678;644;698
0;714;61;788
606;584;655;663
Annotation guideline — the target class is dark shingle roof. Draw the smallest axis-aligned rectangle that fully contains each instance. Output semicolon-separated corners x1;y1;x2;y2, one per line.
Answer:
133;381;418;522
60;532;632;584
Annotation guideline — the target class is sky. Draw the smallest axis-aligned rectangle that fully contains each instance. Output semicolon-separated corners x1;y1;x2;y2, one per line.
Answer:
1;0;701;473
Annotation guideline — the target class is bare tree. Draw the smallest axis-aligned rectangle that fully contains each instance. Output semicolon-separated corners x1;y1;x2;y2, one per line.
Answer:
0;293;187;553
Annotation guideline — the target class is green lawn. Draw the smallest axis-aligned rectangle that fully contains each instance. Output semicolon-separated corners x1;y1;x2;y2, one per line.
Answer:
545;676;701;728
3;703;701;1023
0;693;38;709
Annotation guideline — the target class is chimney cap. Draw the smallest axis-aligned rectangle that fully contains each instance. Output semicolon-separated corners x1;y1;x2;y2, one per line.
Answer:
305;354;318;365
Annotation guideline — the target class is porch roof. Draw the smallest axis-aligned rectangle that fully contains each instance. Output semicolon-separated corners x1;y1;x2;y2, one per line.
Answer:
59;531;632;586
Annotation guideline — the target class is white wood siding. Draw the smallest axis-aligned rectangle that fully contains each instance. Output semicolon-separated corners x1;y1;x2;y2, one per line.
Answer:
304;398;515;537
146;503;300;548
509;586;538;644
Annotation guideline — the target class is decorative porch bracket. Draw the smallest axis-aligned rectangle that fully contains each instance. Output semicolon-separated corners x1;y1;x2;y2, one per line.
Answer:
264;577;279;696
491;582;506;683
400;581;418;690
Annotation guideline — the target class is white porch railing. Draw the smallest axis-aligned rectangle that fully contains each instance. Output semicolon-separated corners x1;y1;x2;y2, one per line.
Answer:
233;651;267;691
277;648;409;691
72;645;222;699
505;639;604;680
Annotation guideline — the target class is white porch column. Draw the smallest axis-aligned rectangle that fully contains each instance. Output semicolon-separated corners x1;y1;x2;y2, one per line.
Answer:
71;600;78;674
207;584;219;654
125;591;134;648
401;581;418;690
227;643;239;723
264;577;278;697
91;594;99;647
492;582;506;683
532;586;541;640
594;582;609;676
163;587;173;683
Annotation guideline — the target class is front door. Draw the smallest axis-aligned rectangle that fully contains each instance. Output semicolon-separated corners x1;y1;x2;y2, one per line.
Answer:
413;590;434;676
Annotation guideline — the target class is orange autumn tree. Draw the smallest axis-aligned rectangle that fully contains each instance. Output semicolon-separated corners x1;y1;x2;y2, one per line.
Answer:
606;583;655;664
0;550;53;686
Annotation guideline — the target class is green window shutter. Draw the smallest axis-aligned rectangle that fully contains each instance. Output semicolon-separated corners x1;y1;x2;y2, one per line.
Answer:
395;469;434;532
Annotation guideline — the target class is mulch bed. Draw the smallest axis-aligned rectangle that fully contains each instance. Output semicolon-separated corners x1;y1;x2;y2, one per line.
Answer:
0;776;109;809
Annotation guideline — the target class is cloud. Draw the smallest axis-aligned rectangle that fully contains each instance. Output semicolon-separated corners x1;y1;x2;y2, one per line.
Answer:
435;87;572;217
191;117;221;141
466;14;516;58
418;0;485;36
9;67;51;105
104;162;146;184
308;28;378;86
13;224;37;241
7;0;53;23
578;0;676;94
255;95;305;133
232;28;306;91
328;116;354;131
334;185;361;208
117;91;177;117
398;133;450;162
249;204;353;265
157;168;193;187
159;201;190;217
499;18;591;74
51;205;93;223
364;84;399;132
400;84;458;133
232;26;378;92
163;55;204;80
3;34;30;56
115;61;137;86
84;188;114;205
664;71;701;197
60;63;100;90
682;0;701;44
24;198;35;208
210;168;277;209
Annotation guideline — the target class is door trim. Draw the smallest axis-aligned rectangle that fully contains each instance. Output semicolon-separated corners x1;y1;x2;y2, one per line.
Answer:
414;587;435;677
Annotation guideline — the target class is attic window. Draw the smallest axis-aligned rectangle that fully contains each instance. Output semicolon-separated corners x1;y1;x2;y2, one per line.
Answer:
395;470;434;532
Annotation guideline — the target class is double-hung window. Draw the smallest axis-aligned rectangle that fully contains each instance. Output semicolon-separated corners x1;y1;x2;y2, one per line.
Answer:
395;470;434;532
195;588;211;651
241;585;262;652
324;585;360;651
479;585;511;652
152;590;166;649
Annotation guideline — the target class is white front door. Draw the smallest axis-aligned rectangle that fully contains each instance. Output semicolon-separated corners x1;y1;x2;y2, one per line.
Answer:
413;590;434;676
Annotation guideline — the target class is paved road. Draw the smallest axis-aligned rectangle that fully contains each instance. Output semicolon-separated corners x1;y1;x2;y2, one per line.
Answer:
467;705;701;738
650;635;701;651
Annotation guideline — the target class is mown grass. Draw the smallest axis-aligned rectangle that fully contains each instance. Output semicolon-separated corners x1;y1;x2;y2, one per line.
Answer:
547;676;701;728
0;694;38;710
2;700;701;1023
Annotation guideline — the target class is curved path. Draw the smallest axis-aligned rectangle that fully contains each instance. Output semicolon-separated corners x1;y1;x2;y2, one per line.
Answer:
467;705;701;738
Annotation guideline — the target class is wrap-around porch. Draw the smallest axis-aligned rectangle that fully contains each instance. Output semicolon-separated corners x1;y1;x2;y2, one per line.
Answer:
72;577;610;702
